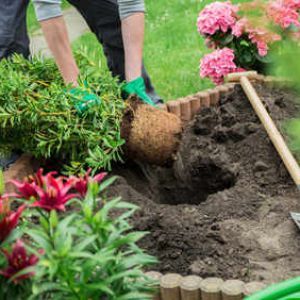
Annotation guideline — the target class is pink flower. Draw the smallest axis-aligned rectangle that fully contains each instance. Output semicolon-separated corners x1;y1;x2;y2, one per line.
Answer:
197;1;239;36
232;18;248;37
200;48;238;84
11;169;57;200
0;240;40;283
268;0;300;28
72;169;107;198
0;199;25;244
233;18;281;56
10;180;38;200
248;27;281;56
286;0;300;9
32;174;78;212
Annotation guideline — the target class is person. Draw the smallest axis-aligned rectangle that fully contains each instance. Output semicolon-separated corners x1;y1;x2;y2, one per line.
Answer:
32;0;162;106
0;0;31;168
0;0;30;60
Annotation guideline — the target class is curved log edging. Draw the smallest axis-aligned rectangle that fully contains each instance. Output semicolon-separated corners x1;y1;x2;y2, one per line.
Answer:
164;74;289;126
145;272;267;300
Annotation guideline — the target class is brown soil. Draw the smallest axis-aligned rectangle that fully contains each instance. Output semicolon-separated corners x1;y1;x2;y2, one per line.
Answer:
110;83;300;284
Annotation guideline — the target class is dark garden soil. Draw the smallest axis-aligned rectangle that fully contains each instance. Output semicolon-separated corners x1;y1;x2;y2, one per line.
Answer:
109;83;300;284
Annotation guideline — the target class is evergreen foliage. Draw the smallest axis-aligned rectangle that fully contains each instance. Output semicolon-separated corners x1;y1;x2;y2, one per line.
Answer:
0;51;126;173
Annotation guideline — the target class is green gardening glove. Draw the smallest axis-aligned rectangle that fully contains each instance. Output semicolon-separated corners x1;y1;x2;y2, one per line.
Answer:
68;82;101;115
122;77;156;107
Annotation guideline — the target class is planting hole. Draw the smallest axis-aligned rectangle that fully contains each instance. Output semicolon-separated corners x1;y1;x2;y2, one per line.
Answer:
113;156;237;205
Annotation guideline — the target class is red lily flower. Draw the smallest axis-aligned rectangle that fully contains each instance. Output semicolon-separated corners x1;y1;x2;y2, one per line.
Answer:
0;240;39;283
9;180;38;200
0;199;25;244
72;169;107;198
10;169;57;200
32;174;78;212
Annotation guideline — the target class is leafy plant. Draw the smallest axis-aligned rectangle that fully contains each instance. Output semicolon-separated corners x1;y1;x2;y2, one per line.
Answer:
0;50;126;173
0;169;157;299
196;0;289;84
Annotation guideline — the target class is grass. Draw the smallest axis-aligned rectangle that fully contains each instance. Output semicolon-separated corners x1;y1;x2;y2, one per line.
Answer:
143;0;213;99
27;0;216;100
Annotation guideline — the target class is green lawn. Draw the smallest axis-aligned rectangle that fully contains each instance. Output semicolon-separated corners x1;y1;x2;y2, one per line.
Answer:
27;0;213;100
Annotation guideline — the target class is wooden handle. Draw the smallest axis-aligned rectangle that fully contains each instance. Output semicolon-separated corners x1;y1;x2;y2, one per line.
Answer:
240;76;300;188
227;71;258;82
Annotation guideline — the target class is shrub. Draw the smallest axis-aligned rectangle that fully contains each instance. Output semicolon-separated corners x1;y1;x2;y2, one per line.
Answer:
197;0;300;84
0;51;125;173
0;169;157;299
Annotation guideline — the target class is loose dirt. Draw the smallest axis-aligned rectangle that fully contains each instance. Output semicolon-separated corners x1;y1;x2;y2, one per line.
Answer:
109;83;300;284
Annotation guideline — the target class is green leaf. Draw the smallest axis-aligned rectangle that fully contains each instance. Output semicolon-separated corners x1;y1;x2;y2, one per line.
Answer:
27;229;52;252
99;176;117;192
85;283;114;295
49;210;58;229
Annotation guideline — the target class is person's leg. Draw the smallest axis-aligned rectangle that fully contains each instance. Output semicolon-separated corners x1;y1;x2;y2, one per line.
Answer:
67;0;162;103
0;0;30;60
0;0;29;169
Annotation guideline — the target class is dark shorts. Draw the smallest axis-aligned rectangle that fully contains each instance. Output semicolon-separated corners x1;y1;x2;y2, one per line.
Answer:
67;0;160;100
0;0;30;59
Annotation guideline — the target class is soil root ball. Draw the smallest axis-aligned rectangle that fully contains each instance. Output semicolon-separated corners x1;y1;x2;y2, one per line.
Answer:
121;97;183;165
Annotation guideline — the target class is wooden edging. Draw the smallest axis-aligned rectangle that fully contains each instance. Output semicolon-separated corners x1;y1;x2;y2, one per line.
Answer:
164;74;290;126
145;272;267;300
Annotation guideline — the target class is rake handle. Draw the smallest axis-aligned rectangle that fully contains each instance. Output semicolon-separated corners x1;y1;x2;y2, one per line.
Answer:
240;76;300;189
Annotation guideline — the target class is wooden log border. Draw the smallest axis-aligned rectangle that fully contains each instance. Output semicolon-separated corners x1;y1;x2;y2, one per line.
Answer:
166;74;291;126
145;272;267;300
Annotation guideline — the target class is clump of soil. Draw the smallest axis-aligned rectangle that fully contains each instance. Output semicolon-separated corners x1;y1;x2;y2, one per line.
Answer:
122;97;182;166
110;84;300;284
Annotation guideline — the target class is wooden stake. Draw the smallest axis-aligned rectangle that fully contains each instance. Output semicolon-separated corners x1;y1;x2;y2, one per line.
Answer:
157;103;168;111
198;92;210;108
221;280;245;300
200;277;224;300
240;76;300;189
145;271;163;300
180;275;202;300
190;96;201;117
208;89;220;105
216;85;230;97
160;273;182;300
180;98;192;123
167;100;182;118
225;83;236;92
243;282;266;297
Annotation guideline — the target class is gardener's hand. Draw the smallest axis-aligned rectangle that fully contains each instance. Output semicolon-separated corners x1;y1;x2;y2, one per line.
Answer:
122;77;156;107
68;83;101;114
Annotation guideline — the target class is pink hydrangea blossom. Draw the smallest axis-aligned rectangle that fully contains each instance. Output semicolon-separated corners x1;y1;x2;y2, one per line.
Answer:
200;48;239;84
232;18;248;37
248;27;281;56
268;0;300;28
232;18;281;56
197;1;239;36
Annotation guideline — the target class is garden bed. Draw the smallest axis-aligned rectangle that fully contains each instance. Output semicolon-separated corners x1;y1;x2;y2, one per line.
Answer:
110;83;300;284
